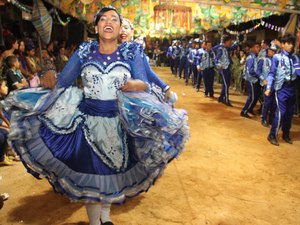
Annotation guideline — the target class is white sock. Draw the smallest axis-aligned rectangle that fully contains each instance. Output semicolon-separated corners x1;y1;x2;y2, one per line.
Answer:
85;203;101;225
101;203;112;223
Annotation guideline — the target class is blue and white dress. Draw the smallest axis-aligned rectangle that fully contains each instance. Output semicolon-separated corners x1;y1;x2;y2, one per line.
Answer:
2;41;189;203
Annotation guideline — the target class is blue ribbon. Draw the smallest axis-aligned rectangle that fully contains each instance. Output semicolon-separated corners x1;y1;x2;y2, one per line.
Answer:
79;98;118;117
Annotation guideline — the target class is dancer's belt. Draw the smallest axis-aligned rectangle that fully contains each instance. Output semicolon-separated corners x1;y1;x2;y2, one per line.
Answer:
79;98;118;117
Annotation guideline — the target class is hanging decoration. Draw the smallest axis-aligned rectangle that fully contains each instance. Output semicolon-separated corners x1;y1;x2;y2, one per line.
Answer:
226;23;261;35
7;0;32;13
35;0;300;37
153;4;192;34
32;0;53;44
261;20;285;32
226;18;287;36
54;9;71;26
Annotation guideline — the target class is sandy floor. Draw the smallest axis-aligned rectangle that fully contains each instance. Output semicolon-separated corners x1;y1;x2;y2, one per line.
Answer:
0;67;300;225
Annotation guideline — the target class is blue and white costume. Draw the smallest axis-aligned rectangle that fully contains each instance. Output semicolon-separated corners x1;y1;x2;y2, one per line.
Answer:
198;48;215;97
178;44;190;80
267;50;297;138
195;47;205;91
187;44;199;87
1;41;189;204
241;52;260;114
214;42;238;104
257;55;275;124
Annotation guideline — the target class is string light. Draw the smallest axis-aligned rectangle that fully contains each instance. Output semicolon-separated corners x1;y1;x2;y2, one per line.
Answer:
7;0;32;13
54;9;71;26
226;19;285;35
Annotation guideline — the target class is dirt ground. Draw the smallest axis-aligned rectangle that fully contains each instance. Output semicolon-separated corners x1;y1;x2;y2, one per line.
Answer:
0;67;300;225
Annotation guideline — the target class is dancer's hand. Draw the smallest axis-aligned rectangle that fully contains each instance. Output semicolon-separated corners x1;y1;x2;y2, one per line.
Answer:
265;89;270;96
121;79;147;92
165;89;171;101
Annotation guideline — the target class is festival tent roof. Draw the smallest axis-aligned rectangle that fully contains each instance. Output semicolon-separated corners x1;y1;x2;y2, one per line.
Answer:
4;0;300;36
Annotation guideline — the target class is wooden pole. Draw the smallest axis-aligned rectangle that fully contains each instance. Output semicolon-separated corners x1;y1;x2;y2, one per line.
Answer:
37;35;44;67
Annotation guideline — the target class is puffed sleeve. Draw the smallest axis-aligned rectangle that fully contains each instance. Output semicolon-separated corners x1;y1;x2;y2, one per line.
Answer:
143;54;169;92
56;50;82;88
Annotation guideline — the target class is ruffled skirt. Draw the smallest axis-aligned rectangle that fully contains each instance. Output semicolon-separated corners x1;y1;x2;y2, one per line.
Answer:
1;87;189;203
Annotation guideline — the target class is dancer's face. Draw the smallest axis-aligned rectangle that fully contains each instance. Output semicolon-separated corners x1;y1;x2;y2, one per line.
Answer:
282;42;294;53
95;10;121;42
120;20;133;43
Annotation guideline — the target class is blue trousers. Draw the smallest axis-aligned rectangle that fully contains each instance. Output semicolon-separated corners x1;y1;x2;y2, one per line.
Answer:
196;71;202;90
178;57;188;79
190;65;198;86
168;57;175;74
242;81;261;113
261;86;276;122
185;62;193;84
219;68;231;103
270;82;296;137
202;68;215;96
173;57;180;76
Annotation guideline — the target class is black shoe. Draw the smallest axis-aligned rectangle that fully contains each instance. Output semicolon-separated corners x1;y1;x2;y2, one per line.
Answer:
267;135;279;146
101;221;114;225
240;112;251;118
196;88;200;92
283;135;293;144
224;101;233;107
248;110;256;116
261;120;269;127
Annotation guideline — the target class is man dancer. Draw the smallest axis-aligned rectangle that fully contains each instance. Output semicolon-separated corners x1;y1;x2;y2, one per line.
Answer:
187;38;200;87
198;40;215;97
196;40;206;92
265;34;297;146
172;40;181;77
257;44;277;127
178;38;190;80
215;35;238;106
240;41;261;118
166;40;176;74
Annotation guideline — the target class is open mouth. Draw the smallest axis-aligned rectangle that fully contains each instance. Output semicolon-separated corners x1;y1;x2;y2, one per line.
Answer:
120;34;127;39
104;26;113;32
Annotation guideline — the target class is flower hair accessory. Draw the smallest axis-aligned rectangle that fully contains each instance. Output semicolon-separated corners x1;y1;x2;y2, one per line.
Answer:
94;5;123;25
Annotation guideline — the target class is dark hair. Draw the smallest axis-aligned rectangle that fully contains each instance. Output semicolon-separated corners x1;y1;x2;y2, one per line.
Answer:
222;35;232;43
4;55;18;69
25;42;35;52
247;40;260;49
94;6;123;26
264;39;271;46
280;34;295;44
4;35;17;50
181;38;187;43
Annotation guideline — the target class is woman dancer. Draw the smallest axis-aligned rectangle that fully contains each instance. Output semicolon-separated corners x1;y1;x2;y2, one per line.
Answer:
2;6;188;225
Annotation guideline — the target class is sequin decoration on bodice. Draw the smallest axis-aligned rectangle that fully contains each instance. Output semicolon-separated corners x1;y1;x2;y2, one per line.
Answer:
81;48;132;100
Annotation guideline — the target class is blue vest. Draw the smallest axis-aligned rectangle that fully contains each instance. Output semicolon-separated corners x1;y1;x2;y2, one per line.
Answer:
215;45;230;70
259;57;272;86
243;53;258;83
199;49;215;70
273;52;296;90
